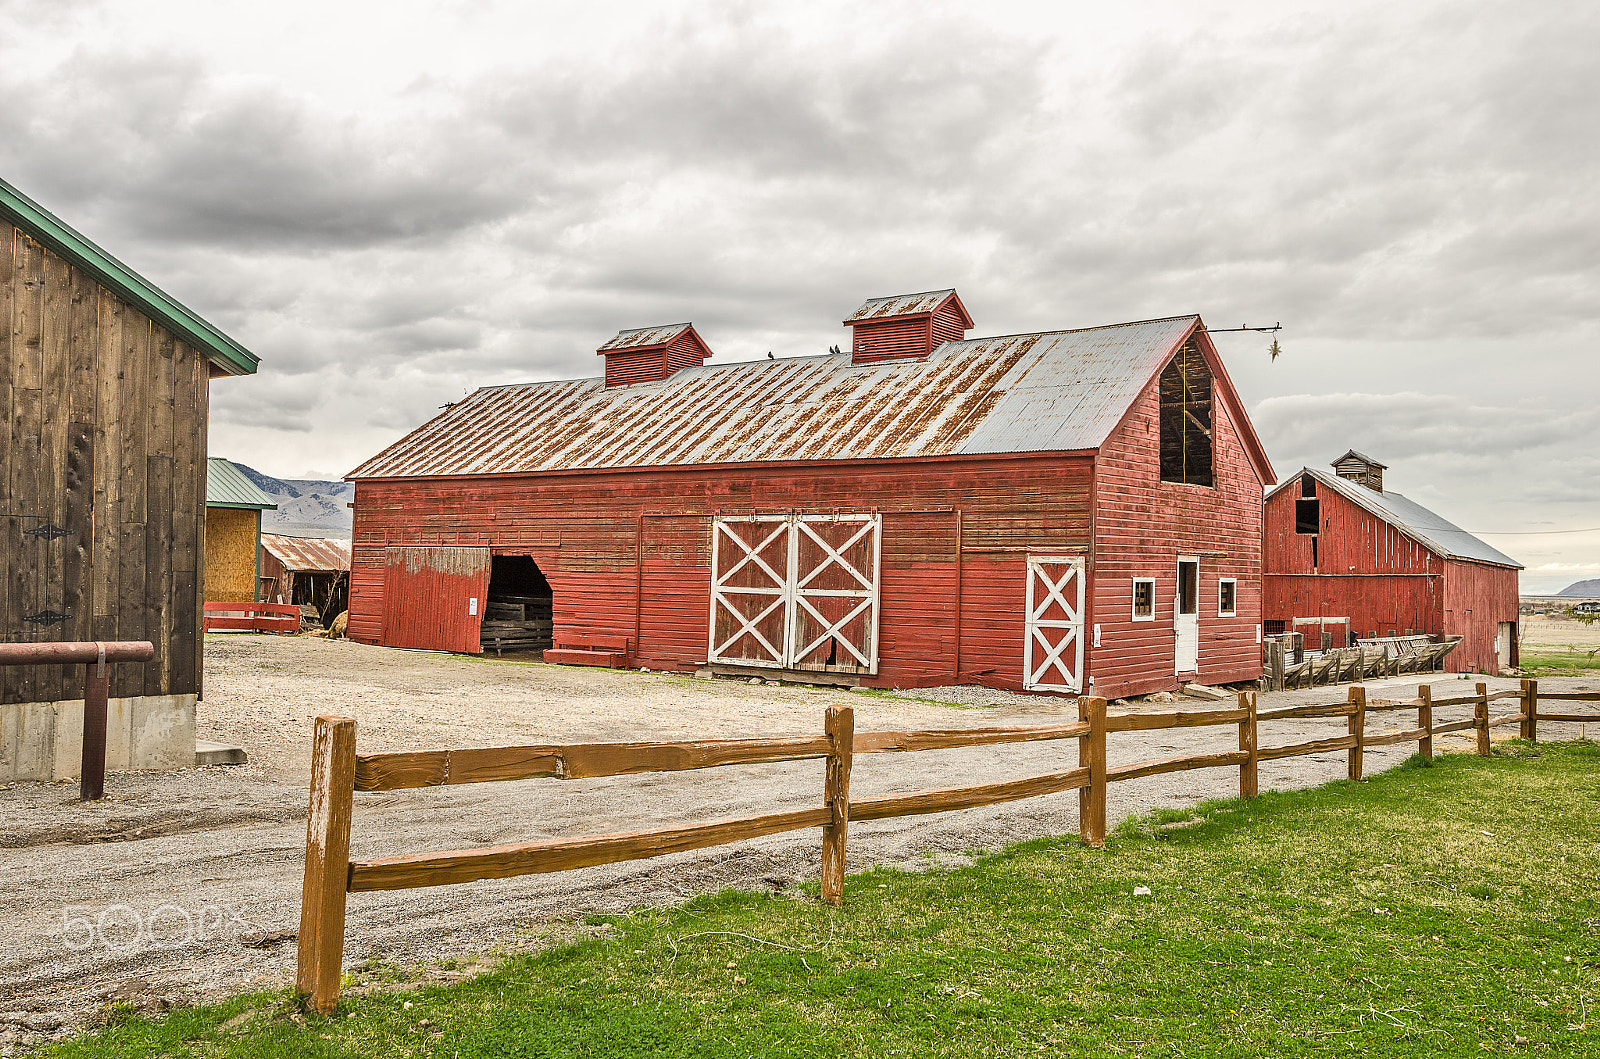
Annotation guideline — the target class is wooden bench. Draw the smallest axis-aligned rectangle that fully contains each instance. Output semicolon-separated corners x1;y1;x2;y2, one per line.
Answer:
542;633;631;668
204;601;300;634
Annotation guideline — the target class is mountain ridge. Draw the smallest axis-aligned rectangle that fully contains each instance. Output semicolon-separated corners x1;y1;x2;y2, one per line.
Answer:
231;463;353;539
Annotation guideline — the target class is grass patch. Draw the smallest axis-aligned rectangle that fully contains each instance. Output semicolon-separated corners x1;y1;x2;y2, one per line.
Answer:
49;744;1600;1057
1521;650;1600;677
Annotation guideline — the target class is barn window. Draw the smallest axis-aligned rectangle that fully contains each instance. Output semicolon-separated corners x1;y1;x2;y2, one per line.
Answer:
1264;619;1286;636
1218;578;1237;617
1158;343;1213;486
1131;578;1155;621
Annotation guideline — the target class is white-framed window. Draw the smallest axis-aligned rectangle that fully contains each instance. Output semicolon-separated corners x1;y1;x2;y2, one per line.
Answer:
1131;578;1156;621
1218;578;1237;617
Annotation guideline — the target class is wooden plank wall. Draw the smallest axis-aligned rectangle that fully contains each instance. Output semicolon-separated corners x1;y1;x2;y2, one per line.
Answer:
0;225;209;705
1261;573;1438;650
1440;558;1520;675
1091;342;1267;699
1263;477;1437;575
349;456;1095;691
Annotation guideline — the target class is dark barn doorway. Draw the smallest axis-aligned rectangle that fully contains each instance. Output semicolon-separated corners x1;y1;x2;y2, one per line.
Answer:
481;555;554;654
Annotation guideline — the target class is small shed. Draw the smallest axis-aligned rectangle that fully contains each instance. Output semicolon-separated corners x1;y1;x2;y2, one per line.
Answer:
204;458;277;604
1263;452;1523;674
0;176;259;781
260;534;351;624
346;291;1276;699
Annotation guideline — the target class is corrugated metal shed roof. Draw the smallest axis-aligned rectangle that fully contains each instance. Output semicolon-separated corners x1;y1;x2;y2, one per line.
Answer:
597;323;693;352
843;289;957;322
1274;469;1522;569
206;458;277;510
261;534;351;572
349;315;1204;480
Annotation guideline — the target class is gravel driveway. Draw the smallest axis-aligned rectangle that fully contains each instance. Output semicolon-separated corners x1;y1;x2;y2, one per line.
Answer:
2;635;1589;1048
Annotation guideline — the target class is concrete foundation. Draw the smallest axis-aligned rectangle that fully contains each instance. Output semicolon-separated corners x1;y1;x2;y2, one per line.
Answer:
0;694;197;782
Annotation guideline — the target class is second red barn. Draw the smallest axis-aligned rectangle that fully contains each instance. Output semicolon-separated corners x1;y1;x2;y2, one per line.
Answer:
346;291;1276;699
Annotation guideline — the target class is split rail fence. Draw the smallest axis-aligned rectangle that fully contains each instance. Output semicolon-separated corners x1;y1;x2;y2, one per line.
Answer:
296;678;1599;1013
203;601;300;634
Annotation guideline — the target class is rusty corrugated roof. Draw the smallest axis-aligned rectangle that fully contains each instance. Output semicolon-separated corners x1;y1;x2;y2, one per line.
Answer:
597;323;693;352
260;534;351;572
843;289;957;323
348;315;1203;480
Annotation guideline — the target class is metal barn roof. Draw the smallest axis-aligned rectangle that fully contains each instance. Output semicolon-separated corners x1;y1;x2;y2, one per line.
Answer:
260;534;351;572
844;289;963;323
1275;468;1522;569
349;315;1209;480
597;323;694;351
205;458;278;510
0;176;259;377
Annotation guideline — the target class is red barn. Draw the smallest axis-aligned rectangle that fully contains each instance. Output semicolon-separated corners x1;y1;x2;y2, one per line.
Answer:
1262;452;1522;674
346;291;1276;699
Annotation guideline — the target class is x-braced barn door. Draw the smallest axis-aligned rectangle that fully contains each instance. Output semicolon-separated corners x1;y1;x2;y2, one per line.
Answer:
708;514;881;675
1024;556;1085;693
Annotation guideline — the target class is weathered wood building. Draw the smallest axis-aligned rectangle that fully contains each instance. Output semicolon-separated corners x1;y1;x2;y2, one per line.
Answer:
0;177;258;780
1262;452;1522;674
260;534;350;625
347;291;1276;699
205;457;277;603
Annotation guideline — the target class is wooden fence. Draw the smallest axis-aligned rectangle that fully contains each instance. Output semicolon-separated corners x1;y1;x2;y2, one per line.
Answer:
295;678;1598;1014
204;601;301;633
1262;635;1462;690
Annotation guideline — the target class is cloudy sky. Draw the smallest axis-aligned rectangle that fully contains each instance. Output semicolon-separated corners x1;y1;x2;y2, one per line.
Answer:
2;0;1595;591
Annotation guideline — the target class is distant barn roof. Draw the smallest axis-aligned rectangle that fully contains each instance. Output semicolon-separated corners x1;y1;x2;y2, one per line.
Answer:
1274;469;1521;569
349;314;1269;481
206;458;277;510
261;534;351;572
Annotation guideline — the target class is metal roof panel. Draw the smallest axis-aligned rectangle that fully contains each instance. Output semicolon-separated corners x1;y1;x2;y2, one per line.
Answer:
206;458;278;509
260;534;352;572
348;315;1201;480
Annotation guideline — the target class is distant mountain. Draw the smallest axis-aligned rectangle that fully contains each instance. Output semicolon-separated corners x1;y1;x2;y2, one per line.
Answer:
232;463;353;539
1559;578;1600;597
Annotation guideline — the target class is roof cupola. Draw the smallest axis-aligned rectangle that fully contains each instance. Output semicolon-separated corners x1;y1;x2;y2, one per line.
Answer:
598;323;712;388
842;289;973;365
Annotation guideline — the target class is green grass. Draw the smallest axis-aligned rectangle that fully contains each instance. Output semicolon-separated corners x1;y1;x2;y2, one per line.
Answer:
49;743;1600;1057
1521;650;1600;677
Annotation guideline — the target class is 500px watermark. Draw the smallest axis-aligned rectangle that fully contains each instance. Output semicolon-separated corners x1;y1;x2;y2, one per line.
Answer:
60;903;259;952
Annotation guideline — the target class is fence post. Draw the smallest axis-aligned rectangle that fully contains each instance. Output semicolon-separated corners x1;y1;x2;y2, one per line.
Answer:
1418;684;1433;762
1347;686;1366;781
81;654;109;802
1079;696;1107;848
1522;678;1538;742
1238;691;1258;799
820;706;854;906
1475;682;1491;757
297;716;357;1015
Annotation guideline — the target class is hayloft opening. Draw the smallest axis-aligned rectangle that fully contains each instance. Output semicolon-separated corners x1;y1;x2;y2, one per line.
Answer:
1295;474;1320;534
1158;343;1213;486
481;555;554;654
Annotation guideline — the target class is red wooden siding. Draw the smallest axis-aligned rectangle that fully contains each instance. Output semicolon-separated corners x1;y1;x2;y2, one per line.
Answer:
603;347;666;388
850;316;933;364
929;302;969;349
350;455;1094;691
664;331;707;374
1090;337;1267;700
1262;475;1518;673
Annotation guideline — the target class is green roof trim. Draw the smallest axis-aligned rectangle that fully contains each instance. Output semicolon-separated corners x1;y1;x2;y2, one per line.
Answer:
0;176;259;377
206;458;278;510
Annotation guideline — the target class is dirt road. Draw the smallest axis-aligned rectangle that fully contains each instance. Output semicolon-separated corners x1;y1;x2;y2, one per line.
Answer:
2;635;1589;1048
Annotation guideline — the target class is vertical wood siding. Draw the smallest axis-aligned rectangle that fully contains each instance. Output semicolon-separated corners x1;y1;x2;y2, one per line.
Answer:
350;456;1095;691
0;225;209;705
1090;344;1266;700
1262;477;1517;673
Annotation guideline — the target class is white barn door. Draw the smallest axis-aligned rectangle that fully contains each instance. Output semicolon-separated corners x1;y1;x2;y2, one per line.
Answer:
707;514;881;675
708;517;791;669
1024;556;1085;692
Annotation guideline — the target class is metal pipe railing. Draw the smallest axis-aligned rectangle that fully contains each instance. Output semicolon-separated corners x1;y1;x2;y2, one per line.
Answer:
0;640;156;800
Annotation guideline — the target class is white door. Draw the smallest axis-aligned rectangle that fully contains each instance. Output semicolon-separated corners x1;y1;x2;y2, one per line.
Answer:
1024;556;1085;692
707;514;881;674
1174;557;1199;674
708;517;792;669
